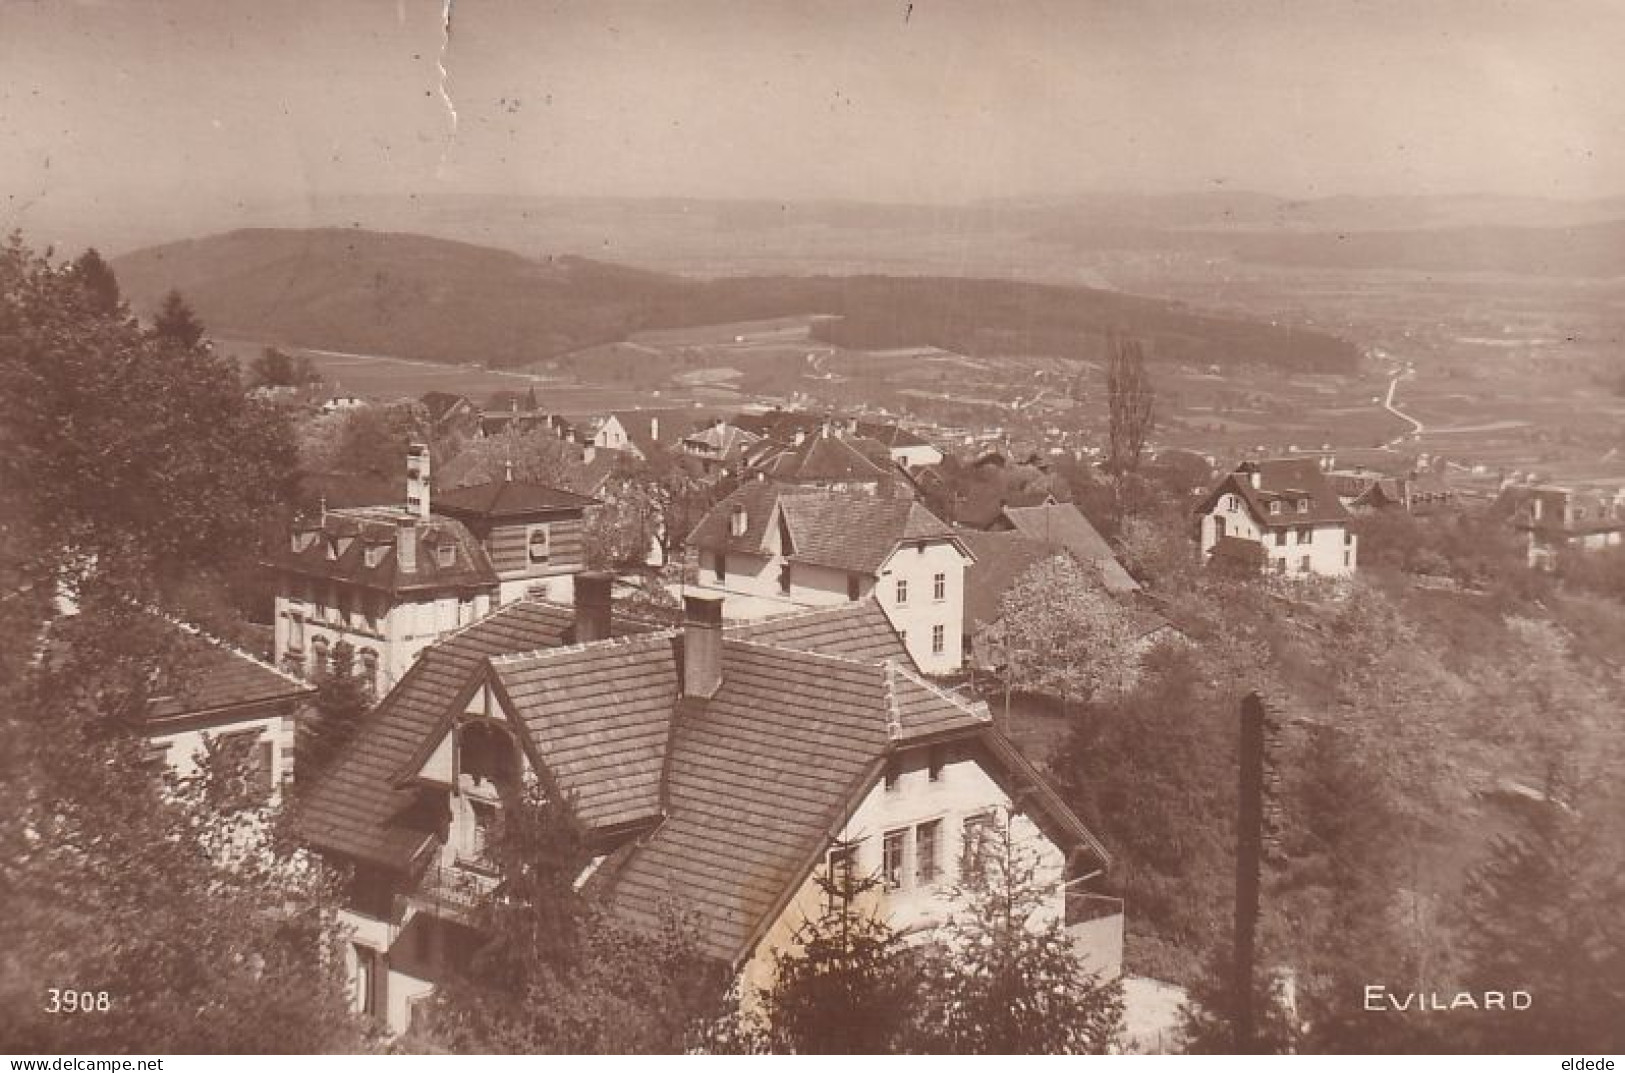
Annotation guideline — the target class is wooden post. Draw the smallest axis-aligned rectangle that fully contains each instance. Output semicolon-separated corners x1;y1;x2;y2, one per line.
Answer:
1233;691;1269;1052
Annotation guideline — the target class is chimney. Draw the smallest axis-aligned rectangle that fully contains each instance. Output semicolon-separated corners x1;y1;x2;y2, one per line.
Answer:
406;442;432;519
395;516;418;574
649;416;659;443
681;593;724;699
573;571;613;643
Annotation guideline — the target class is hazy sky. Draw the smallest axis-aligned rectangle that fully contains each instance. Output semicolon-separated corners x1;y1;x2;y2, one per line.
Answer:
4;0;1624;216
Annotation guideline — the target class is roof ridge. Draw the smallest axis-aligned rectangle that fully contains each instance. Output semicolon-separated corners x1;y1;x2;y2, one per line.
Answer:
722;636;886;671
723;597;882;631
488;627;679;667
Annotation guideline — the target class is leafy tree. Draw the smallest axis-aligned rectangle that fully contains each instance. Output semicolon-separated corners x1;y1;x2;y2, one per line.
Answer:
70;247;121;316
584;472;664;570
0;592;370;1053
1456;782;1625;1054
1104;334;1155;477
911;813;1123;1054
987;553;1142;710
152;288;206;348
443;428;585;491
761;865;914;1054
247;346;323;390
0;235;297;623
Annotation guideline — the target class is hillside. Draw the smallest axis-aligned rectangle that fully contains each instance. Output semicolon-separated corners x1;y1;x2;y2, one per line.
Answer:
113;227;1360;373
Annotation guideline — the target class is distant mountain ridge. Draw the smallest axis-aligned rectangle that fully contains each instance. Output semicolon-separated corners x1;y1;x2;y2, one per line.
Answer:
112;227;1361;373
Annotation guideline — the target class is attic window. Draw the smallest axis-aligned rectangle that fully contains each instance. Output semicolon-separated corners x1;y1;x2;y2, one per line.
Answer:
325;536;339;561
1297;498;1309;513
365;544;385;568
437;543;456;568
1268;500;1282;515
729;505;748;538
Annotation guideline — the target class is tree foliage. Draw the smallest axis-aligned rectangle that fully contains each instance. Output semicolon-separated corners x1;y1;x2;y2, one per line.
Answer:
989;553;1143;707
1104;333;1155;477
152;288;206;349
247;346;323;390
912;815;1123;1054
70;248;121;316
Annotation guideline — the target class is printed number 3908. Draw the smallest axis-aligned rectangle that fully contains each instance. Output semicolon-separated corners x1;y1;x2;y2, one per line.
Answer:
46;989;111;1013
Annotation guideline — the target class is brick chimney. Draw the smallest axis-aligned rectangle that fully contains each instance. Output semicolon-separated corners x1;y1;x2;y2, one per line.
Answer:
395;516;418;574
573;571;613;643
406;442;432;519
681;593;724;699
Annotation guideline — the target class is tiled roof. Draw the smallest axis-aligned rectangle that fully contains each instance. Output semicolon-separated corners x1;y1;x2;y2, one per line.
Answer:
434;479;599;518
1199;458;1352;528
266;507;497;593
147;619;313;722
490;634;679;832
603;640;987;962
420;392;472;425
728;599;913;667
752;432;896;485
685;481;795;555
998;503;1139;594
778;493;960;575
294;601;661;867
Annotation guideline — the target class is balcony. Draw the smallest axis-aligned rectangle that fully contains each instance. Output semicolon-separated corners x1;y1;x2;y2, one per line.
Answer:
404;863;497;923
1065;890;1124;980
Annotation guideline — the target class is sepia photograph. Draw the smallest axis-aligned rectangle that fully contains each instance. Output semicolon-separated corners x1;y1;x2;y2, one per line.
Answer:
2;0;1622;1060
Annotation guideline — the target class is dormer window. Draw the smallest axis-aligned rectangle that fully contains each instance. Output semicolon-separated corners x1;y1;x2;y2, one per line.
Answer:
527;524;551;566
365;544;385;568
1297;499;1309;513
730;504;748;538
437;543;456;568
1268;500;1282;515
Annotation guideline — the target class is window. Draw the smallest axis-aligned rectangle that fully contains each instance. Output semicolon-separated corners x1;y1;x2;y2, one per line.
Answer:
353;945;382;1018
778;563;791;595
1214;517;1227;541
1225;495;1239;512
1274;530;1286;547
714;553;727;583
1268;500;1282;515
1297;498;1309;513
437;543;456;568
882;829;906;890
1300;555;1311;573
527;524;551;566
1296;527;1311;545
961;811;996;882
1273;557;1286;575
931;624;946;654
847;574;860;602
883;755;901;792
466;801;498;868
1345;530;1354;545
895;578;909;605
933;572;946;601
287;611;305;652
311;635;330;676
916;820;942;885
1344;551;1352;567
928;745;946;782
458;597;475;625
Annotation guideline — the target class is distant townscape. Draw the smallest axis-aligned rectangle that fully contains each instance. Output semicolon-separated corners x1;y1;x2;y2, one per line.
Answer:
5;223;1623;1057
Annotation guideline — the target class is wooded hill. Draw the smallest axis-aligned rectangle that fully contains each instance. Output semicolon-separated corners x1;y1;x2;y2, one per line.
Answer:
113;227;1360;374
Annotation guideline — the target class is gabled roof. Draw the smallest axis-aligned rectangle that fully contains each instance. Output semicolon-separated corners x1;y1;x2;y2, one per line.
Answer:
727;599;914;668
751;431;897;485
147;619;313;722
1198;458;1352;528
420;392;473;425
776;492;963;575
433;479;600;519
602;641;990;963
491;634;680;832
295;601;662;868
267;507;497;593
997;503;1139;594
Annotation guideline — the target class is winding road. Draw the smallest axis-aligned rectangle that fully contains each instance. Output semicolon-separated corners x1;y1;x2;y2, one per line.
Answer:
1383;364;1425;445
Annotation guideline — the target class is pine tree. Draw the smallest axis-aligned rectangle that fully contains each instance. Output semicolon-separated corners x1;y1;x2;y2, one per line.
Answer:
152;287;206;348
761;863;914;1053
911;814;1123;1054
300;640;373;782
71;247;121;316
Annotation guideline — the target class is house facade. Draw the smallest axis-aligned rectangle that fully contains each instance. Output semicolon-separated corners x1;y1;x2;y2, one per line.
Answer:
1516;484;1625;569
1197;459;1357;579
295;584;1119;1034
267;446;594;694
688;484;973;674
